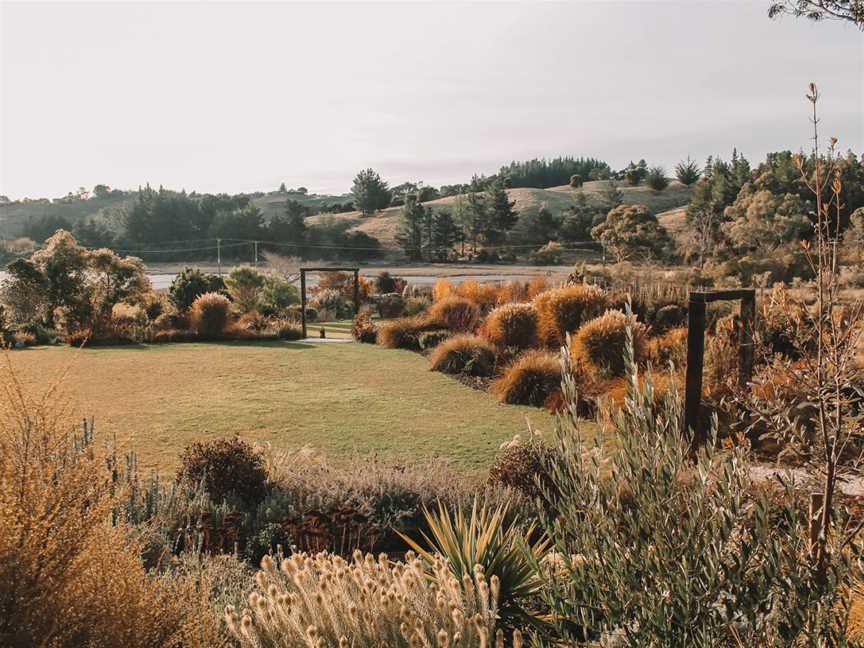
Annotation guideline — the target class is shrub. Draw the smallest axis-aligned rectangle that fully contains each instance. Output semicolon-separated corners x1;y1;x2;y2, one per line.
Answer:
399;500;549;629
418;329;451;350
526;276;549;299
647;327;688;368
403;295;431;316
272;319;303;340
374;292;404;318
377;316;435;350
529;241;564;265
571;310;648;378
492;350;562;406
351;311;378;343
190;291;231;338
375;270;398;293
137;291;166;320
646;165;669;191
428;334;496;376
226;265;267;313
259;274;299;317
427;296;480;332
177;435;268;505
533;284;607;346
432;278;455;302
675;157;701;186
151;328;197;344
536;344;836;646
457;280;501;310
569;173;584;188
310;288;348;319
484;303;538;348
111;302;148;328
168;266;225;312
237;309;268;332
0;372;219;648
11;331;37;347
227;551;503;648
488;436;558;499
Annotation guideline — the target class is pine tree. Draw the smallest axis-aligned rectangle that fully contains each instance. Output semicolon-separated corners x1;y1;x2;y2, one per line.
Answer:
396;195;426;261
674;157;701;185
430;210;459;260
483;180;518;245
351;168;392;217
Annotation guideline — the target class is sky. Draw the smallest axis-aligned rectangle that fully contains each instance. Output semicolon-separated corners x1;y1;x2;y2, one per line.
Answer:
0;0;862;200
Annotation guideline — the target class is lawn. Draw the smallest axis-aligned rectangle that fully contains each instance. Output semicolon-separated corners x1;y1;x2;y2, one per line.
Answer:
9;340;552;473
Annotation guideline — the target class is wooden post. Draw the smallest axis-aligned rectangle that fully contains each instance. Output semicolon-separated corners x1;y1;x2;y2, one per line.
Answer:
684;295;707;447
809;492;824;562
353;270;360;316
300;270;307;339
738;290;756;389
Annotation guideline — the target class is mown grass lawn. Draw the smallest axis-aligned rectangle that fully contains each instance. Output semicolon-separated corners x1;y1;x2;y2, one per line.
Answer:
10;340;552;473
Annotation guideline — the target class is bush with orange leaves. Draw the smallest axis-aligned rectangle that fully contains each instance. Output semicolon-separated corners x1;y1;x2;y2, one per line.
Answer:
0;358;222;647
571;310;647;379
647;327;688;369
533;284;607;346
190;291;232;338
484;303;539;349
492;350;562;407
427;296;480;333
429;334;496;377
377;316;438;351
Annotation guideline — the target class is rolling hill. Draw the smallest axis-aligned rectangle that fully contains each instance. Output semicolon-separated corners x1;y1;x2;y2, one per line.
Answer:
307;181;694;246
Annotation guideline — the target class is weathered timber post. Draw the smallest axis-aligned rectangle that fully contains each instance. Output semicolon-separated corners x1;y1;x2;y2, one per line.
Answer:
684;288;756;451
300;269;307;339
353;269;360;316
684;294;707;446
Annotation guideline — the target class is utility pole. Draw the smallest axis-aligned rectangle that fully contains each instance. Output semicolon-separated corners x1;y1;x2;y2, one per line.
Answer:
217;238;222;276
253;240;258;267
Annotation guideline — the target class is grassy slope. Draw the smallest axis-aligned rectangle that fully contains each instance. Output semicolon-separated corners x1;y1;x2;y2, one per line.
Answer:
9;341;549;473
307;181;694;246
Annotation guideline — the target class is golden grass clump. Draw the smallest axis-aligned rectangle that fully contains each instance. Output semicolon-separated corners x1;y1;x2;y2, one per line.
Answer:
429;334;496;377
526;276;549;300
111;302;148;327
190;291;231;338
647;327;688;369
483;303;539;349
432;278;455;302
226;550;507;648
571;310;648;379
492;350;562;407
377;316;434;350
0;355;221;647
427;296;480;333
457;280;501;311
533;284;607;346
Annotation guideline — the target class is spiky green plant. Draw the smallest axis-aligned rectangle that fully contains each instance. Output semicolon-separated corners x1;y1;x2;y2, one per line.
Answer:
399;499;548;628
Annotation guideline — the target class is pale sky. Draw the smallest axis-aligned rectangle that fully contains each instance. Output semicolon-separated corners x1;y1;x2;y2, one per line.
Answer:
1;0;862;200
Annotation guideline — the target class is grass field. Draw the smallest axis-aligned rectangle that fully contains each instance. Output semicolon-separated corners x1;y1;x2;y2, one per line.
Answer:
9;340;551;473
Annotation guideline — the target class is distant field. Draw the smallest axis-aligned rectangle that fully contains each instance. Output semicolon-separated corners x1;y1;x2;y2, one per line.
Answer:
9;341;551;473
307;181;694;246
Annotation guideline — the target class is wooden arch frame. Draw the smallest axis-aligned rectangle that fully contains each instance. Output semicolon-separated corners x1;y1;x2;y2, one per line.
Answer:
299;267;360;338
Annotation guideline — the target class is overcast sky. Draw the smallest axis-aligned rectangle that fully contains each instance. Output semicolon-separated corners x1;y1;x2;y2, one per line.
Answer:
0;0;861;199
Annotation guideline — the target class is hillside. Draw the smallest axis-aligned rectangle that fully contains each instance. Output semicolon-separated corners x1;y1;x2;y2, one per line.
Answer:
307;180;694;246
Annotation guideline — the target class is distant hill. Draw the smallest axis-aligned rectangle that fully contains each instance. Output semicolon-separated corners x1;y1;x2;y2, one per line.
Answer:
307;181;694;245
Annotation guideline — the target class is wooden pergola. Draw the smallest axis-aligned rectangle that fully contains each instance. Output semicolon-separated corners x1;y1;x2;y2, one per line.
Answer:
684;288;755;448
299;267;360;338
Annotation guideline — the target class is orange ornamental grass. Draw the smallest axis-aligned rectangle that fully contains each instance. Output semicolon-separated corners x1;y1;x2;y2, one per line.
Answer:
570;310;648;379
492;350;562;407
533;284;608;346
428;334;496;377
427;296;480;332
646;327;688;369
484;303;539;349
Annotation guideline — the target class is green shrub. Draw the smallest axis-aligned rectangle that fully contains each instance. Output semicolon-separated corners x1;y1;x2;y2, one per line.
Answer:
225;266;266;313
310;288;349;319
177;435;268;505
189;292;231;338
484;303;538;348
375;270;398;293
403;295;431;317
168;267;225;312
427;296;480;332
351;311;378;343
646;165;669;191
492;350;561;406
428;334;496;376
536;341;838;646
259;274;299;317
374;293;405;318
571;309;647;378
